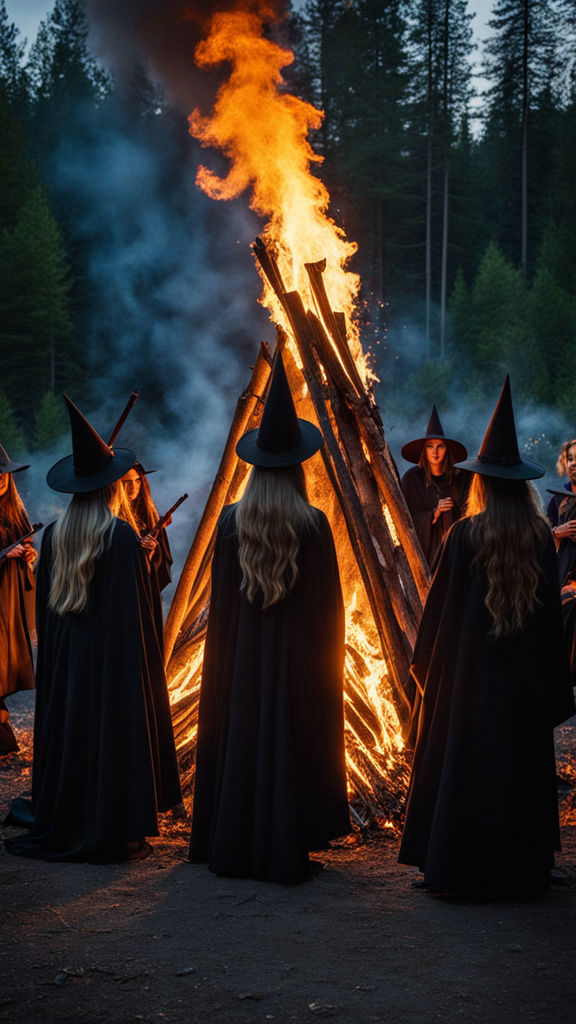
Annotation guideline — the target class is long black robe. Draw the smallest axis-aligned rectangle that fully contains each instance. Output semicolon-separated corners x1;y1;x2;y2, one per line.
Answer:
0;521;35;754
6;519;182;861
399;517;575;893
189;504;350;884
401;465;469;570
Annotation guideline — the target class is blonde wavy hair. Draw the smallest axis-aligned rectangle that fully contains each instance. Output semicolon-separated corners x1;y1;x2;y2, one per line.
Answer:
48;482;123;615
236;464;317;609
465;473;550;638
0;474;31;548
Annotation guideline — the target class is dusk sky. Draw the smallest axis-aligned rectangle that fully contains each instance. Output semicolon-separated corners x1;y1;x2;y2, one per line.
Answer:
5;0;496;51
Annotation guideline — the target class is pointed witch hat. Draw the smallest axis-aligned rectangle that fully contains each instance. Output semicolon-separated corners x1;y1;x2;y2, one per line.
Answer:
0;443;29;475
236;349;323;467
456;376;544;480
401;405;467;464
47;395;136;493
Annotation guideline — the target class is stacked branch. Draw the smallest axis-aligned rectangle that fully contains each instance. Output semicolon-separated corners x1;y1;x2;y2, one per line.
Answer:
165;241;429;815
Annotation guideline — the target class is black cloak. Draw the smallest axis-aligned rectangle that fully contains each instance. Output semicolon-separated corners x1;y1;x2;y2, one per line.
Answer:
399;517;575;893
6;519;182;861
189;504;350;884
400;465;469;569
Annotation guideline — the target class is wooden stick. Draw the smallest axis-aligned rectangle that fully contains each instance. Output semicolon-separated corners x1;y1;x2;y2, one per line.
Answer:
164;345;271;666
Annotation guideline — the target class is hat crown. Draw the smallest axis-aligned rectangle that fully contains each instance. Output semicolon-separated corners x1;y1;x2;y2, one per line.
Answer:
257;352;302;453
64;395;114;477
0;442;10;470
425;405;445;438
477;376;521;467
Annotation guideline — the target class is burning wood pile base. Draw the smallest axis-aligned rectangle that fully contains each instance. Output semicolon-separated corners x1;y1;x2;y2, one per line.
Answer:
165;241;430;825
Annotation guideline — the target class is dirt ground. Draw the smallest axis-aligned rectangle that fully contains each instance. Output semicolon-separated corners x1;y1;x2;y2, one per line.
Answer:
2;692;576;1024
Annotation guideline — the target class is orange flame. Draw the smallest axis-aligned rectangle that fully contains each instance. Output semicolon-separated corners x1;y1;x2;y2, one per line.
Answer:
189;10;366;376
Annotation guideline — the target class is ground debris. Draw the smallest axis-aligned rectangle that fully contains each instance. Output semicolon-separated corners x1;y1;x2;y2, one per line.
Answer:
308;1001;338;1016
53;967;84;986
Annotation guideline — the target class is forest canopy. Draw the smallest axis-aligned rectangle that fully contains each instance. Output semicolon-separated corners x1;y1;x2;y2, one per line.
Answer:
1;0;575;455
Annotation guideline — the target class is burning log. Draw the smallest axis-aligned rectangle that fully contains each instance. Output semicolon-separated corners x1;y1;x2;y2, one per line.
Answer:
165;246;429;818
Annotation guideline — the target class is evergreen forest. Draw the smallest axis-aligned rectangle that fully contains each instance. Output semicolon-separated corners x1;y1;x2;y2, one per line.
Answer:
1;0;576;463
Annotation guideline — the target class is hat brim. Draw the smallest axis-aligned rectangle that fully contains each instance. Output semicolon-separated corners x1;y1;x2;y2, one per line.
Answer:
47;448;136;493
236;419;323;468
455;457;545;480
401;436;467;464
546;488;576;499
0;461;30;474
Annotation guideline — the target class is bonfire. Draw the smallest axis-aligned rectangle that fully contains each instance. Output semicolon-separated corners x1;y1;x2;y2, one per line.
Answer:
165;5;430;823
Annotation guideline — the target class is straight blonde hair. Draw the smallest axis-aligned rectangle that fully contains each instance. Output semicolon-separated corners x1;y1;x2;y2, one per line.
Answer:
466;474;550;638
236;464;317;609
49;482;122;615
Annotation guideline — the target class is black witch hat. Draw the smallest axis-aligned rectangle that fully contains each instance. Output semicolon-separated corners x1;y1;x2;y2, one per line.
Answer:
0;443;29;475
47;395;136;493
401;405;467;464
456;376;544;480
236;350;322;468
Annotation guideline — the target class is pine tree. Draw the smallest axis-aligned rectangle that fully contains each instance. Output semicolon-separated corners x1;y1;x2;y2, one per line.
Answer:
0;390;26;452
468;241;546;400
304;0;412;301
481;0;560;276
27;0;111;156
0;185;78;432
0;0;29;111
33;388;67;449
0;88;39;232
408;0;474;357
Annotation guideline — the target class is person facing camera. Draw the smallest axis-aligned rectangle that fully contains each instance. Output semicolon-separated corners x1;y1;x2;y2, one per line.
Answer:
400;407;469;570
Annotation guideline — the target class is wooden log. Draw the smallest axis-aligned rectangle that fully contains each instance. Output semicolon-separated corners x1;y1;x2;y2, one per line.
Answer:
305;259;365;397
304;310;430;610
164;344;272;666
282;291;415;720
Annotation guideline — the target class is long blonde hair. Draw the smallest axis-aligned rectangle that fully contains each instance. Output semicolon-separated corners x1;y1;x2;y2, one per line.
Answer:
466;473;550;637
236;464;317;609
0;474;31;547
48;482;123;615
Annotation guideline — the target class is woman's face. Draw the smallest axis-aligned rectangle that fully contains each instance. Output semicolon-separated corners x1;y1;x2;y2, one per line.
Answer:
0;473;9;498
565;444;576;489
425;440;447;475
122;468;142;501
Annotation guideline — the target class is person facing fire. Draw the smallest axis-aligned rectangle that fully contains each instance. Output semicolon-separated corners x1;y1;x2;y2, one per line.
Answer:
0;445;36;756
399;377;575;898
189;349;350;884
400;407;469;570
5;397;182;863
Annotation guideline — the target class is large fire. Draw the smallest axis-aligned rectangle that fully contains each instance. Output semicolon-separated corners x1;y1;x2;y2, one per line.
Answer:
166;3;425;821
189;7;368;383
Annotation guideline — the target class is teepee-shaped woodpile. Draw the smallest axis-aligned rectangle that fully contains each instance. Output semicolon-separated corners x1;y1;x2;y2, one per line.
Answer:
165;239;430;822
